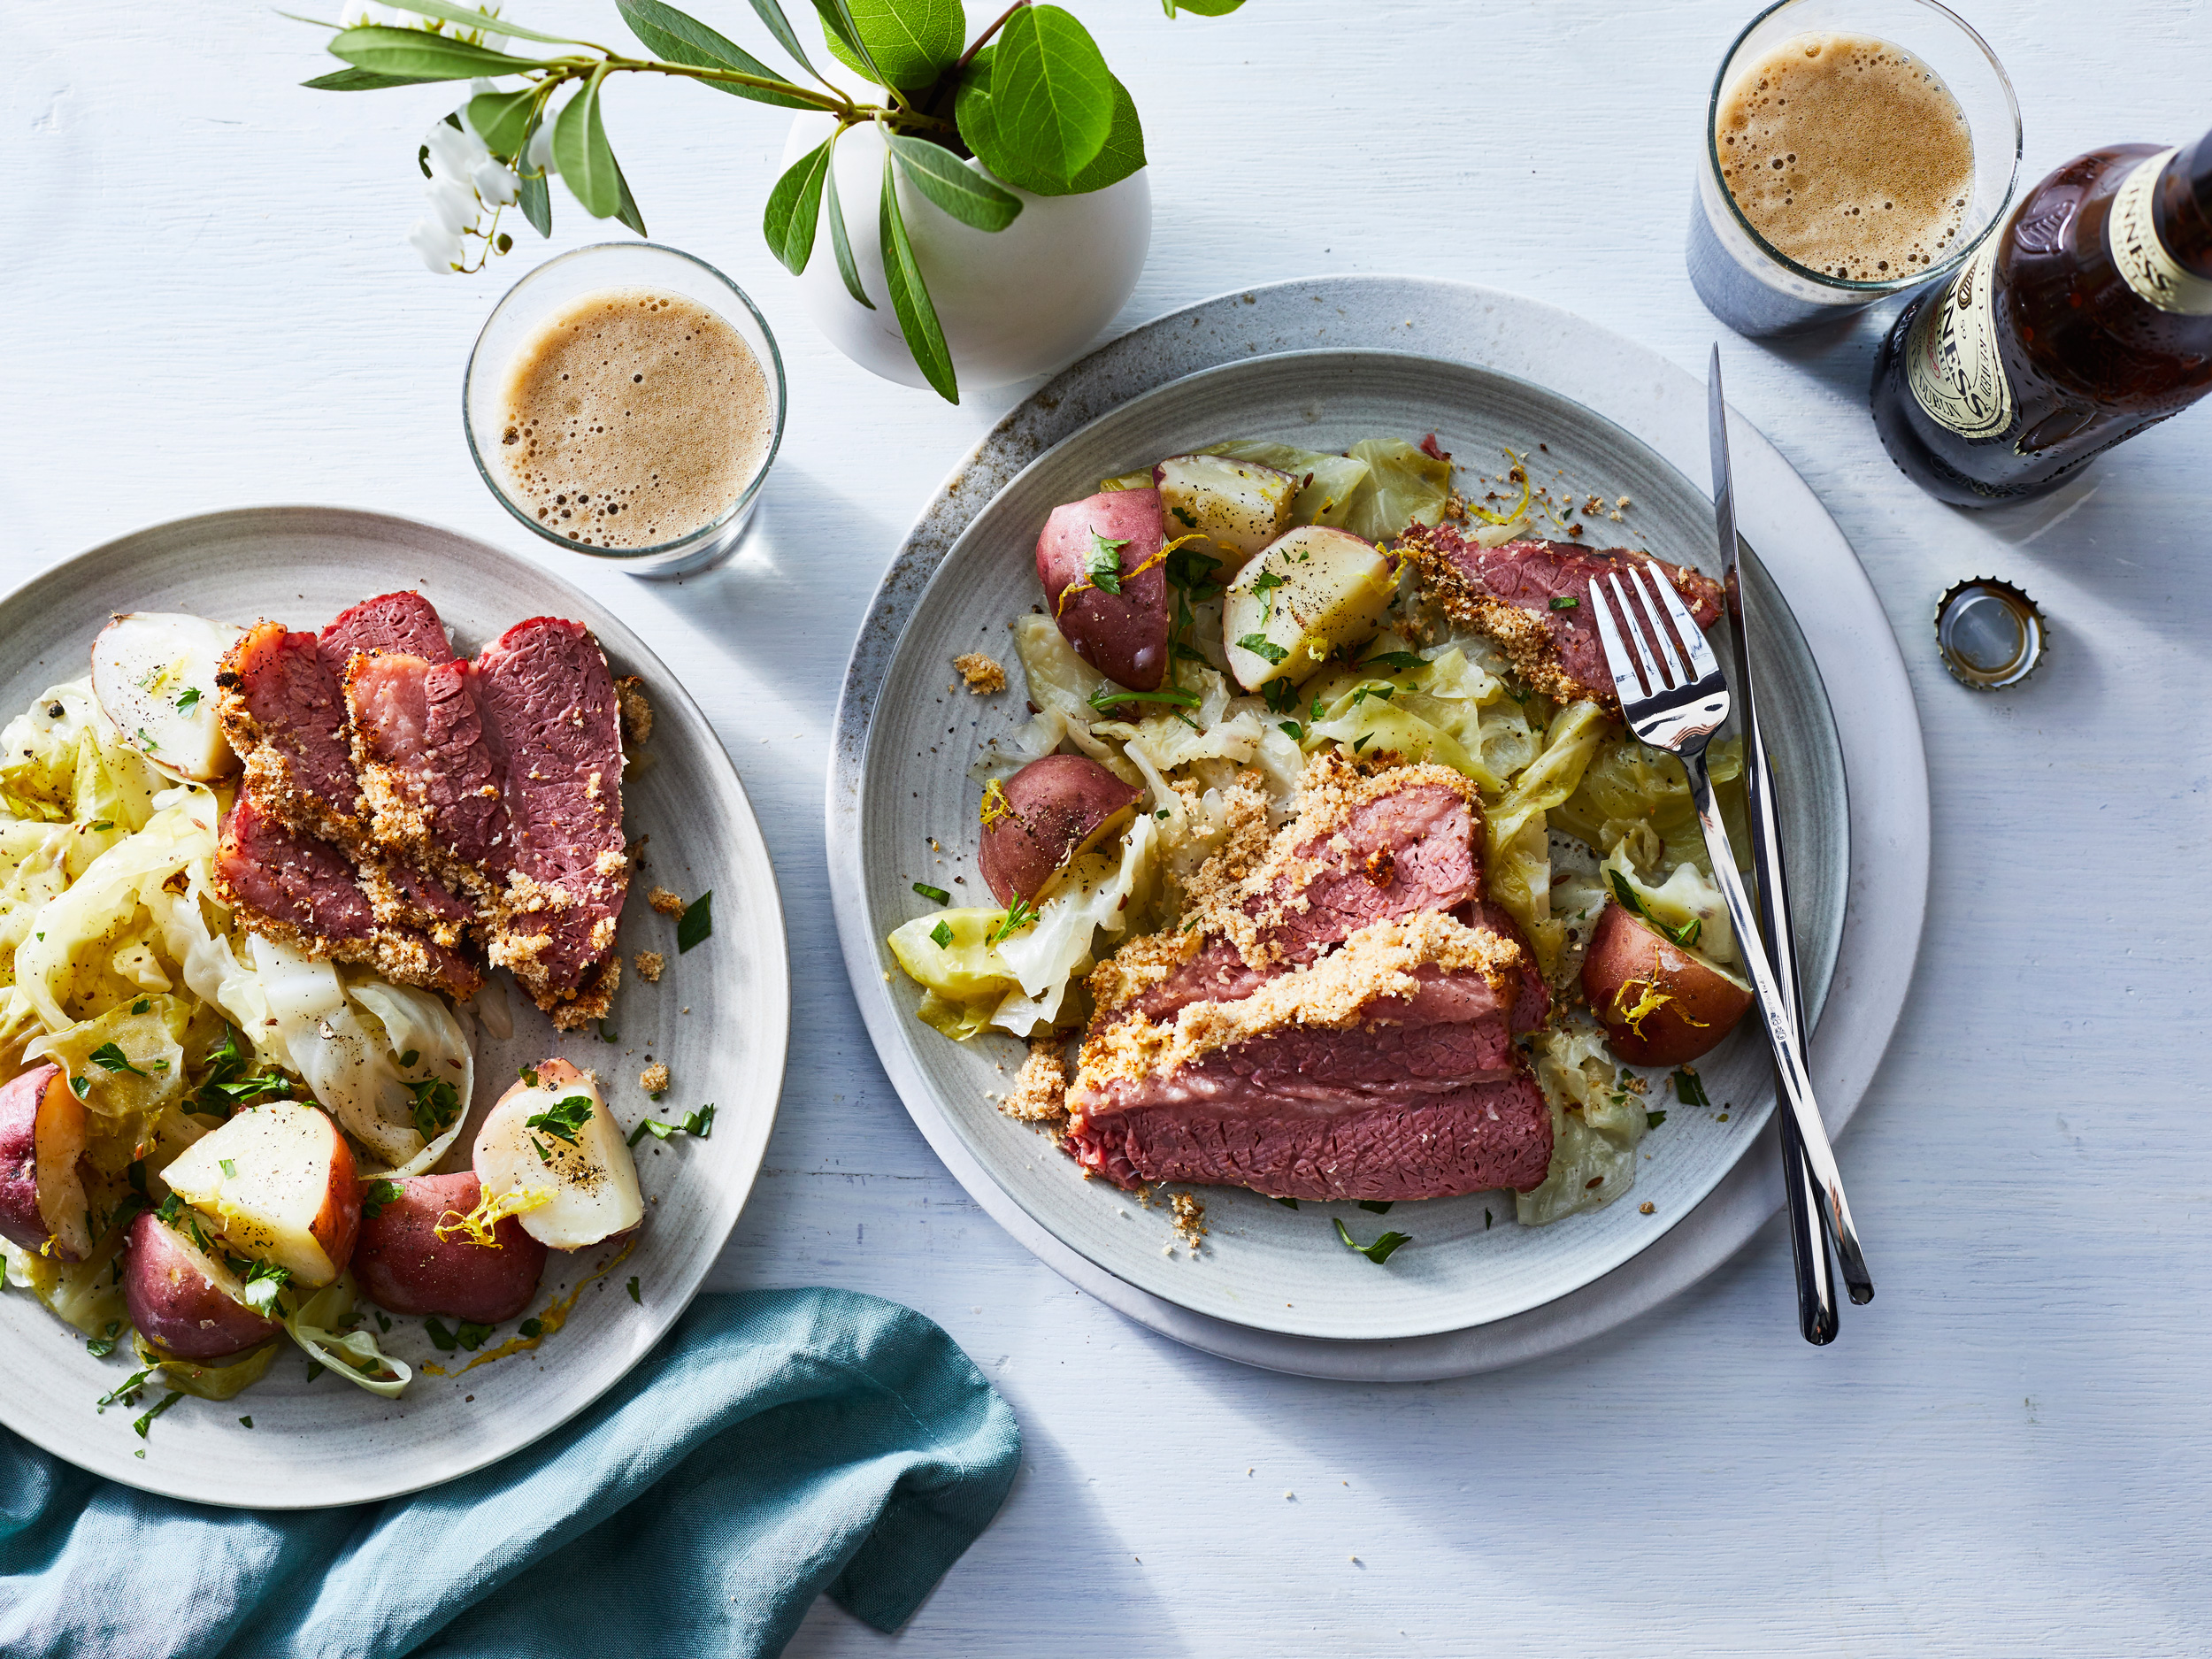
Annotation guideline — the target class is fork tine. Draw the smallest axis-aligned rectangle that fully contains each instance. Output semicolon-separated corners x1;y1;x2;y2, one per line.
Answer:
1586;578;1651;707
1629;565;1694;687
1645;562;1724;680
1609;573;1671;689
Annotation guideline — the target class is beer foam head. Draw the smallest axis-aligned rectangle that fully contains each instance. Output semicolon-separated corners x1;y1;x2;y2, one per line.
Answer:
1717;32;1975;282
495;288;774;549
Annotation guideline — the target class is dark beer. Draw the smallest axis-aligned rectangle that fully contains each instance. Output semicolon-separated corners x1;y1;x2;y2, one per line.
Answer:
1871;127;2212;506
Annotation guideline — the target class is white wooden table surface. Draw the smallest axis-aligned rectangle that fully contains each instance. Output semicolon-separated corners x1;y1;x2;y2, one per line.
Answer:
7;2;2210;1652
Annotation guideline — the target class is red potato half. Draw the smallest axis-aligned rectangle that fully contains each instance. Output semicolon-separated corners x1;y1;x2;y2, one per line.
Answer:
979;754;1141;906
120;1209;285;1362
160;1101;360;1286
0;1064;91;1263
354;1171;548;1324
1035;488;1171;692
1581;902;1754;1066
475;1060;644;1251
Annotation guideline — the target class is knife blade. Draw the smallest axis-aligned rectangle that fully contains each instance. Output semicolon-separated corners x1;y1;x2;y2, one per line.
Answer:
1709;346;1860;1332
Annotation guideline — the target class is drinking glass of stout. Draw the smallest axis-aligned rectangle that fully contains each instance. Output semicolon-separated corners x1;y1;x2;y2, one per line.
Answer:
465;242;786;577
1688;0;2020;337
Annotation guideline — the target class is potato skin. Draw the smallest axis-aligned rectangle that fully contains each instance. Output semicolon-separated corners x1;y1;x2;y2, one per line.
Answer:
0;1064;89;1262
353;1171;548;1324
1581;902;1753;1066
979;754;1141;905
1035;489;1171;691
121;1210;285;1362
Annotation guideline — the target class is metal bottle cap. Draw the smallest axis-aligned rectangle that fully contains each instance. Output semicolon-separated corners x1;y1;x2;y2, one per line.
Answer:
1935;577;2046;690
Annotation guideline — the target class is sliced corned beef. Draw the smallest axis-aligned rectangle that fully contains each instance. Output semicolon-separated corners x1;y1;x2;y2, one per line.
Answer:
319;591;452;680
470;617;627;1026
346;651;511;889
215;795;480;996
1068;1077;1553;1201
1473;898;1550;1035
1397;527;1724;712
218;622;362;839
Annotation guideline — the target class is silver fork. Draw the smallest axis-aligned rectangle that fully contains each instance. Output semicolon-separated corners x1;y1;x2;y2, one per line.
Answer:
1587;565;1873;1303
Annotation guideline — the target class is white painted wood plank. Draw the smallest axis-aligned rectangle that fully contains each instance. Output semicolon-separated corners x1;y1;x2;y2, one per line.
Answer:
5;1;2209;1652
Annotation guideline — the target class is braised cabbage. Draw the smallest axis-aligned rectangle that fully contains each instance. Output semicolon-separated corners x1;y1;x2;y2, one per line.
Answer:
1517;1021;1648;1225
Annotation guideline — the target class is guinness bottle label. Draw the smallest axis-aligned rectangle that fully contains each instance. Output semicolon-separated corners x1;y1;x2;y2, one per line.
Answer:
2108;149;2212;316
1906;234;2014;440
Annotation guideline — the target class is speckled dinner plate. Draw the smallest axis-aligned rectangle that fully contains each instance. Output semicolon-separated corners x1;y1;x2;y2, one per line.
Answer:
837;341;1850;1343
0;508;788;1505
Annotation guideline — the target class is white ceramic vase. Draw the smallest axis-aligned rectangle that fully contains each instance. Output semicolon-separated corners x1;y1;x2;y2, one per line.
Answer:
779;113;1151;394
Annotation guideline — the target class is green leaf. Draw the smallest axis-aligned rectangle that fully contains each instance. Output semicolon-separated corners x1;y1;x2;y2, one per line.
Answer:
326;25;545;81
879;150;957;402
370;0;591;45
1356;1199;1394;1215
824;125;874;308
1086;528;1130;594
807;0;875;78
929;918;954;949
611;147;649;236
747;0;828;81
553;71;620;219
986;5;1112;189
302;65;445;90
424;1317;458;1353
887;134;1022;232
616;0;820;109
1672;1066;1711;1107
956;44;1142;197
677;890;714;953
1164;0;1245;13
89;1042;147;1078
525;1094;595;1146
1237;634;1288;666
763;137;833;274
518;166;553;237
1333;1216;1413;1264
820;0;963;91
913;881;951;903
466;86;539;159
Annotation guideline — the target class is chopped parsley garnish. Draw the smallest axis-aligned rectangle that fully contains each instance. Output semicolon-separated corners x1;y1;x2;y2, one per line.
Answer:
88;1043;146;1078
1154;808;1171;820
1279;721;1306;743
531;1135;554;1165
405;1075;463;1140
219;1158;237;1179
360;1179;402;1220
598;1018;619;1043
1672;1067;1711;1107
375;1311;392;1333
456;1321;493;1351
626;1102;715;1148
136;727;160;753
677;890;713;954
525;1094;595;1146
1360;651;1425;672
626;1276;641;1305
1164;542;1223;600
912;882;951;904
1236;634;1289;666
305;1360;326;1384
929;919;954;949
238;1416;254;1428
130;998;150;1015
88;820;114;832
174;687;203;712
1086;529;1133;595
194;1024;294;1117
155;1194;217;1254
1647;1110;1668;1129
1351;734;1374;755
69;1075;89;1099
397;1048;419;1069
987;895;1039;947
1247;569;1286;619
133;1391;184;1440
518;1317;543;1339
1261;677;1299;714
96;1367;157;1413
1485;1209;1493;1230
518;1064;540;1088
1273;1196;1299;1210
1086;683;1198;714
1549;595;1579;611
424;1317;458;1353
1333;1217;1411;1263
1348;683;1394;706
1356;1200;1394;1215
238;1259;291;1317
1171;505;1199;529
86;1321;122;1359
1607;870;1701;948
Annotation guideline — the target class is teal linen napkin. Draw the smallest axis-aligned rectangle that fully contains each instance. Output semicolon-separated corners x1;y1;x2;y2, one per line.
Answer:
0;1289;1020;1658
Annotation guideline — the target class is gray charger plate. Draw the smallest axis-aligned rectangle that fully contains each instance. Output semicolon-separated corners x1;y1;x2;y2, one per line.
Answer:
829;277;1929;1377
0;508;789;1505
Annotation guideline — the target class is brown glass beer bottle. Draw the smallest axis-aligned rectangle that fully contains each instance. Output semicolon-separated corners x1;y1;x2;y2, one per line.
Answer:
1871;126;2212;506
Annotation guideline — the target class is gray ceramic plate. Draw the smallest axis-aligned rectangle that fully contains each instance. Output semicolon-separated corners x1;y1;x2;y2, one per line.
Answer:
0;508;789;1507
839;348;1844;1342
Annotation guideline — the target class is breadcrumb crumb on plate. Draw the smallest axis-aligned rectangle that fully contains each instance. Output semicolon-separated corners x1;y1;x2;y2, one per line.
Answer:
634;949;664;983
952;652;1007;694
648;886;686;917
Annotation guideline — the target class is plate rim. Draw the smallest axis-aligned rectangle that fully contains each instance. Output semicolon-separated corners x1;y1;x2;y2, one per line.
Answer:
831;273;1930;1378
849;343;1847;1339
0;503;792;1504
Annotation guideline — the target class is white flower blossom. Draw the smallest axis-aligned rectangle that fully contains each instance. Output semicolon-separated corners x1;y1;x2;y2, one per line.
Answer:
407;217;465;273
526;123;555;176
472;159;518;205
407;101;520;273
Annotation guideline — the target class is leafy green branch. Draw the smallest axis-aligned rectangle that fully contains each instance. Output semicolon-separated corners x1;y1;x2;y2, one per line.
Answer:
298;0;1243;402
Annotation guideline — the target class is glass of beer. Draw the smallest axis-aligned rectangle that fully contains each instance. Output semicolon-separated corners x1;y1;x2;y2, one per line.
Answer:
1687;0;2020;337
464;242;786;579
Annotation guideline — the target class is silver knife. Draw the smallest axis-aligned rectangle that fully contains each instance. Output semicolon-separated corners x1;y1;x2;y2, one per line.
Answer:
1709;346;1865;1329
